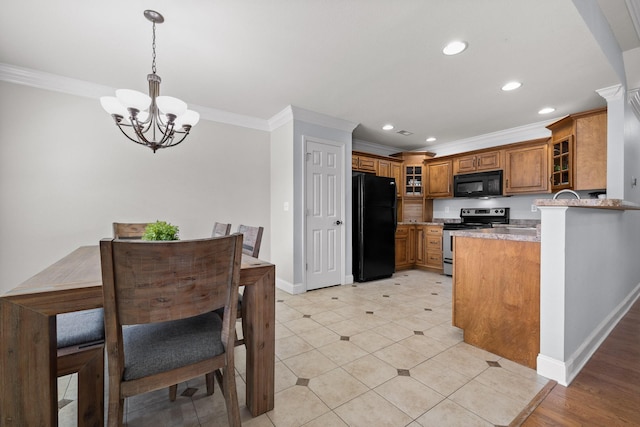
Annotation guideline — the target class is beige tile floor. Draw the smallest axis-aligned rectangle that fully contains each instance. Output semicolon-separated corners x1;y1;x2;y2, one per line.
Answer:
58;270;548;427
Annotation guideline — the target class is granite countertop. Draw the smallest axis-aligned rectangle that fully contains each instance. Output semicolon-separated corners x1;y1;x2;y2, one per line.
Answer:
450;226;540;242
535;198;640;210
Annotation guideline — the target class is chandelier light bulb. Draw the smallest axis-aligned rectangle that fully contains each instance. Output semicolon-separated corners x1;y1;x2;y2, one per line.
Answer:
156;96;188;118
115;89;151;112
100;96;128;117
175;110;201;129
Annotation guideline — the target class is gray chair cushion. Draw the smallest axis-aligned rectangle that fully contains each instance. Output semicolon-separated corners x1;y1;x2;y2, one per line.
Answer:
56;308;105;349
122;311;224;381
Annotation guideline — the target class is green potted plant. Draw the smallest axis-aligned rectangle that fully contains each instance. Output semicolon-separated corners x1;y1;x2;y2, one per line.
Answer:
142;221;179;241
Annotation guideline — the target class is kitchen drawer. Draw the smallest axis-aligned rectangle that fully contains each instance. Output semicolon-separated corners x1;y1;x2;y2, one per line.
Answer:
426;226;443;236
427;236;442;250
396;226;411;237
426;252;442;268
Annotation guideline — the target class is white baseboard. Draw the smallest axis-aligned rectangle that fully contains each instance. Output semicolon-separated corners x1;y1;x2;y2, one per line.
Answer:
275;277;306;295
538;282;640;386
344;274;354;285
536;354;568;386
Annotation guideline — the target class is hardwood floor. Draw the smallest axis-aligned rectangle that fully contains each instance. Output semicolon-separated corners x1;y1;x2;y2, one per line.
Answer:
519;298;640;426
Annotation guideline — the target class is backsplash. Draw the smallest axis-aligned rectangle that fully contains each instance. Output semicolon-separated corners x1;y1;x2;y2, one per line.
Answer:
432;190;596;221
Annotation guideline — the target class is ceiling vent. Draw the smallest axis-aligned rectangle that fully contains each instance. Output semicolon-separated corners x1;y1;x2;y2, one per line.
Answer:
397;130;413;136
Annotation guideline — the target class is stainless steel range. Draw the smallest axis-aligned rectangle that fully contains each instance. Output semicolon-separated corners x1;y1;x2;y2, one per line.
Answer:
442;207;510;276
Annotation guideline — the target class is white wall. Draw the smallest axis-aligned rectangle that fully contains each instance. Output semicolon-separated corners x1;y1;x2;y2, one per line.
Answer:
270;121;295;286
537;205;640;385
624;91;640;204
0;81;271;295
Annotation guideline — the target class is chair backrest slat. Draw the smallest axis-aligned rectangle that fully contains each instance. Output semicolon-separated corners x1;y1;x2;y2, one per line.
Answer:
113;222;149;240
212;222;232;238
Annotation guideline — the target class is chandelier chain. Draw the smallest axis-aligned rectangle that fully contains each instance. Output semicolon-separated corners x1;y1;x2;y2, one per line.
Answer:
151;21;157;74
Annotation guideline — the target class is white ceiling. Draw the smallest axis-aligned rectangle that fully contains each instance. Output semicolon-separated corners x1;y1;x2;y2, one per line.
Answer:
1;0;638;152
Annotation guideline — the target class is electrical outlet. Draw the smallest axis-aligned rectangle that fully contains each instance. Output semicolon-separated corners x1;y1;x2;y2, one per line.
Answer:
531;204;537;212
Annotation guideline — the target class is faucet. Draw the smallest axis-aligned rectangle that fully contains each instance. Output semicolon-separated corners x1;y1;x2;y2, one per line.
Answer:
553;189;581;200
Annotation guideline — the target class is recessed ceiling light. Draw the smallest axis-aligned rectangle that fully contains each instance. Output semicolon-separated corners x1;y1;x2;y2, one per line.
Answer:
538;107;556;115
502;81;522;91
382;124;394;130
426;137;436;142
443;41;468;56
397;130;413;136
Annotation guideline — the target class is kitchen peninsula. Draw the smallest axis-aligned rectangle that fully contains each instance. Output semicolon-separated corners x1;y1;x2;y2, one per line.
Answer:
451;227;541;368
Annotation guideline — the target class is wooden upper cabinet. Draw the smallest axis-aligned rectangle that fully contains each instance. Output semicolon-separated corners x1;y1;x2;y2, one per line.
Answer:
504;140;549;194
378;159;391;177
549;135;574;190
353;154;378;174
425;160;453;198
353;152;403;196
404;164;424;197
453;150;502;175
546;108;607;191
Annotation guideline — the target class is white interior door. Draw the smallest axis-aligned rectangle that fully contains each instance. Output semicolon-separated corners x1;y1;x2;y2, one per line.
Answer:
305;138;344;291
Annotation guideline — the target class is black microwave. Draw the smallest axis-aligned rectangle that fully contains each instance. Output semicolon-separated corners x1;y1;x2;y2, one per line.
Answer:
453;170;503;198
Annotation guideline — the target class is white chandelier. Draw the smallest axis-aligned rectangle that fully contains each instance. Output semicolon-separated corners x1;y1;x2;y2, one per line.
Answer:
100;10;199;153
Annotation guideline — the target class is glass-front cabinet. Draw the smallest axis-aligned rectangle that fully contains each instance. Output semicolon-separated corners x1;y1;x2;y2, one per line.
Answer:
404;165;423;196
550;135;573;190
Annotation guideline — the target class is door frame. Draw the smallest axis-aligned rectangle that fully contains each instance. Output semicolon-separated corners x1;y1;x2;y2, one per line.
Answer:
303;135;347;291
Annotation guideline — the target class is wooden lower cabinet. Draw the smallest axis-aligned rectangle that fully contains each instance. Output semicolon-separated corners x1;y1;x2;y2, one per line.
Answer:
452;236;540;368
395;224;415;270
415;225;442;271
425;226;443;270
396;224;442;272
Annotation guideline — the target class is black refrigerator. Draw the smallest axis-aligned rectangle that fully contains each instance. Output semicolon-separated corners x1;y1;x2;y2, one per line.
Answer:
352;173;397;282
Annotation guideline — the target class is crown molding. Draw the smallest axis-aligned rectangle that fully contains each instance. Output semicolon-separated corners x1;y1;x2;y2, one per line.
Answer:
413;119;554;157
596;83;625;101
0;62;270;132
627;87;640;121
269;105;358;133
626;0;640;41
268;105;294;131
352;139;399;156
0;62;113;99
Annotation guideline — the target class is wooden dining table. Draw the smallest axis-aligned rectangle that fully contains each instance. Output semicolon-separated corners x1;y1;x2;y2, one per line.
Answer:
0;245;275;426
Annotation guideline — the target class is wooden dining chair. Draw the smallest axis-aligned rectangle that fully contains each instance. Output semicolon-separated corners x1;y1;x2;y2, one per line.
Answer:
56;309;105;427
112;222;149;239
237;224;264;258
231;224;264;347
100;235;243;427
212;222;232;237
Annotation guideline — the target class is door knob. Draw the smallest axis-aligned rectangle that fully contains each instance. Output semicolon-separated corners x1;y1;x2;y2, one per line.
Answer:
335;220;343;225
